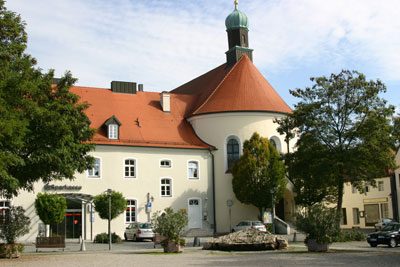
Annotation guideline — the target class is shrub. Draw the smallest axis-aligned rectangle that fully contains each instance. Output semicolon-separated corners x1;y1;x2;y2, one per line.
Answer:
0;206;30;244
152;208;188;245
93;232;122;243
93;191;126;220
295;203;340;244
332;229;366;242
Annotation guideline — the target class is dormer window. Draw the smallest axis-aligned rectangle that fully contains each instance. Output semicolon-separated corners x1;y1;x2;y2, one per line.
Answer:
103;115;121;140
108;124;118;139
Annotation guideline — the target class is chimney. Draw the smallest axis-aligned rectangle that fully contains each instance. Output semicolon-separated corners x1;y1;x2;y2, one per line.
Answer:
160;91;170;112
111;81;137;94
138;84;144;92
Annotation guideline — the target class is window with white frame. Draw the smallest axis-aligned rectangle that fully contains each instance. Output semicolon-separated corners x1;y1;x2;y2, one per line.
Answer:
88;158;101;177
378;181;384;191
124;159;136;178
125;199;136;223
227;137;240;171
188;161;199;179
0;200;10;218
161;178;172;197
108;124;118;139
160;159;171;168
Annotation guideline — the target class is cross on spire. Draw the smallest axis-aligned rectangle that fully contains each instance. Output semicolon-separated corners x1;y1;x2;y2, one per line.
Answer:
234;0;238;10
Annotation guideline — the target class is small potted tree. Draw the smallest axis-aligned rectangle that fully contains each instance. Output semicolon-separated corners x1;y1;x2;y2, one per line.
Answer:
295;203;340;252
34;193;67;250
152;208;188;253
0;206;30;258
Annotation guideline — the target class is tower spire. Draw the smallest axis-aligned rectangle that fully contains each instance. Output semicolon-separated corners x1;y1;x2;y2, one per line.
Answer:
234;0;238;10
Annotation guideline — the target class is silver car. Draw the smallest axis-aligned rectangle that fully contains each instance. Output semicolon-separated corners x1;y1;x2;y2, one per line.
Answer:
375;218;395;231
124;222;155;241
232;220;267;232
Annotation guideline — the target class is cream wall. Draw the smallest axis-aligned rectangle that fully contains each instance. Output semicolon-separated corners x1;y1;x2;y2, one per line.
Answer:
341;178;392;229
189;112;295;233
11;145;213;242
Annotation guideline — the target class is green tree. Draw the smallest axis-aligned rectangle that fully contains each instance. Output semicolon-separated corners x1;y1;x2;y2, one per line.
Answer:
280;70;396;214
232;132;286;218
0;1;94;198
34;193;67;236
0;206;30;244
152;208;188;249
93;191;126;221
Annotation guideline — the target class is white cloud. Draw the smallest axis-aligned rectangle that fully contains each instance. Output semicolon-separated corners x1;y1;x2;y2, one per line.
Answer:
6;0;400;101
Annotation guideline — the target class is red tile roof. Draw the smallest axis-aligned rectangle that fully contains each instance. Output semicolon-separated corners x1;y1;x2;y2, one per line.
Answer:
70;87;212;149
71;55;290;149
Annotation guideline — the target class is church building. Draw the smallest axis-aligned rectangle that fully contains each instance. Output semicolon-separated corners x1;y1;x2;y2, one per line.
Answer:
8;2;296;241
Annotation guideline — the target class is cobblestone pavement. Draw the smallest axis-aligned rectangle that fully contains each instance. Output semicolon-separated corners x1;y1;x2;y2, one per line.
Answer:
2;240;400;267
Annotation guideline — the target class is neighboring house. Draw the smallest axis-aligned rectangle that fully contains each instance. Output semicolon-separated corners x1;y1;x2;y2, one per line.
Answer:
341;178;393;229
5;3;296;241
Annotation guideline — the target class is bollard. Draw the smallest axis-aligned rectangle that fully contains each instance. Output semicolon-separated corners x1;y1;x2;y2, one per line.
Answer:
80;239;86;251
293;232;297;242
79;235;82;244
193;236;200;247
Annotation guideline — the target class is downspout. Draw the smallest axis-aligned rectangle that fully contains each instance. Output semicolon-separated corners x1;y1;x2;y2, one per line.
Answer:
390;173;399;222
209;149;217;236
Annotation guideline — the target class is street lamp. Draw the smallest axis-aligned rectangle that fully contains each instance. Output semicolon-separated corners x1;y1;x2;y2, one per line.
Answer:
107;188;112;250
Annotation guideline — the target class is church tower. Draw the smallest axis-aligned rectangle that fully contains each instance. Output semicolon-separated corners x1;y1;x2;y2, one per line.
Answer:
225;0;253;65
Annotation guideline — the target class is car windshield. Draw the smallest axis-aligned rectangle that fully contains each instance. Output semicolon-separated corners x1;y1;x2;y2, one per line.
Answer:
382;224;399;231
252;221;263;226
138;223;152;229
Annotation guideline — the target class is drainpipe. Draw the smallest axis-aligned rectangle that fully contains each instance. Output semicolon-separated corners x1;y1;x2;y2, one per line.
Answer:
390;173;399;222
209;149;217;235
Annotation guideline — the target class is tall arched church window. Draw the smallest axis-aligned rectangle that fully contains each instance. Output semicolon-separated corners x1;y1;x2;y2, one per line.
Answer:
227;137;240;171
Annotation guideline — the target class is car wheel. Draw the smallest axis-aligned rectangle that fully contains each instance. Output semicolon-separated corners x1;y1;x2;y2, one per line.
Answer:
388;238;397;248
124;234;128;241
133;235;137;242
369;243;377;247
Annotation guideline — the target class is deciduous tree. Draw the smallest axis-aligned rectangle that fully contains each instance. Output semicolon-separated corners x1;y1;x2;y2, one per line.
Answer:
232;132;286;218
0;1;94;197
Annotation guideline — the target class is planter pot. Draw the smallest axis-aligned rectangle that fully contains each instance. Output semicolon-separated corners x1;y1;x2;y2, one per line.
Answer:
163;241;183;253
306;239;329;252
0;243;24;259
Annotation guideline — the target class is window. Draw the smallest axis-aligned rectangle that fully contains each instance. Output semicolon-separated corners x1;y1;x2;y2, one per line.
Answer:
124;159;136;178
160;160;171;168
108;124;118;139
0;200;10;218
161;178;172;197
125;200;136;223
365;185;369;193
270;139;277;149
353;208;360;225
227;137;240;171
341;208;347;225
88;158;100;178
380;203;389;218
378;181;384;191
188;161;199;179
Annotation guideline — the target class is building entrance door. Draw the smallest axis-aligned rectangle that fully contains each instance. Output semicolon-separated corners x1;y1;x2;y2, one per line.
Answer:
65;209;82;238
188;198;202;229
364;204;380;227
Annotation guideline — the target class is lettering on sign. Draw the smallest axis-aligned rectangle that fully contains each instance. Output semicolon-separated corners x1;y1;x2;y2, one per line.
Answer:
43;184;82;191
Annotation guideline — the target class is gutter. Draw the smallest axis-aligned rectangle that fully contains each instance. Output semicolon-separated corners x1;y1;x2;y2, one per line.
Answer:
209;149;217;236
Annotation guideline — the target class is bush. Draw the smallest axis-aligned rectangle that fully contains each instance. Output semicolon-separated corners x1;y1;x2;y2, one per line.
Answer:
0;206;30;244
332;229;366;242
152;208;188;245
295;203;340;244
93;232;122;243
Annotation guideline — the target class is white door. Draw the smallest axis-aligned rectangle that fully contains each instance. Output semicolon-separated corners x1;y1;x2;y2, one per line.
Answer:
188;198;202;229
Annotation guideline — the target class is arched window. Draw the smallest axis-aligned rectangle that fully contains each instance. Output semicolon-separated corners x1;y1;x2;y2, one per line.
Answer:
269;136;282;153
227;137;240;171
188;161;199;179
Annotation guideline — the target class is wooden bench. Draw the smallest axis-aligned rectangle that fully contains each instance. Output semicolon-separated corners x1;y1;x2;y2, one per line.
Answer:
36;236;65;252
153;234;166;248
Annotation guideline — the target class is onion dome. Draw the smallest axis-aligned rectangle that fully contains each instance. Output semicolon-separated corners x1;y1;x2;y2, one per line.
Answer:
225;1;249;30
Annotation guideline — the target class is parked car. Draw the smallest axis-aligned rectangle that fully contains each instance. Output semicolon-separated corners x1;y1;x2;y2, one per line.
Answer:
232;220;267;232
367;222;400;248
124;222;155;241
375;218;395;231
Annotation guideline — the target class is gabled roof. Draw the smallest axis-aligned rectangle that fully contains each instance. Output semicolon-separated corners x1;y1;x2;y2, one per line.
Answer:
70;87;212;149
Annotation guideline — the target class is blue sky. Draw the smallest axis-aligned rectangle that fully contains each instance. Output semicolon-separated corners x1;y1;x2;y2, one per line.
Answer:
7;0;400;109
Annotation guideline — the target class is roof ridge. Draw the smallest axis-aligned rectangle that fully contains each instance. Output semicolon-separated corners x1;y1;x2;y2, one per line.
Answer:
192;56;246;115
